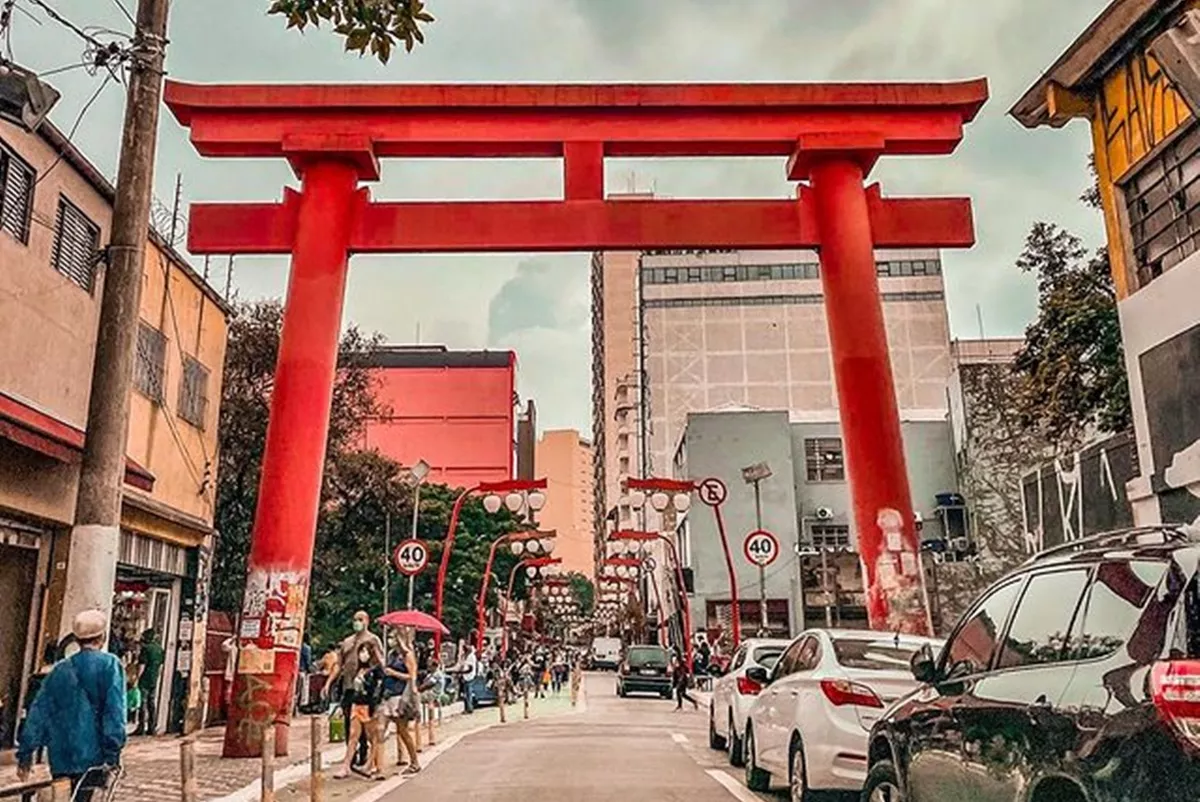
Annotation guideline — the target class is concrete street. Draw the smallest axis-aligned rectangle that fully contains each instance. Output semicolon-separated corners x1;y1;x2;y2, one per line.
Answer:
381;673;772;802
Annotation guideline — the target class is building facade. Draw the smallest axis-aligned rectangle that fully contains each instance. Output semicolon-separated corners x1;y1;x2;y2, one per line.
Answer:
534;430;596;578
1013;0;1200;527
362;346;517;486
591;243;952;537
0;110;229;741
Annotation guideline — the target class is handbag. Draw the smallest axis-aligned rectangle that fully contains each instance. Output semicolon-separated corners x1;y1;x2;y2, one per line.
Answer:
396;682;420;721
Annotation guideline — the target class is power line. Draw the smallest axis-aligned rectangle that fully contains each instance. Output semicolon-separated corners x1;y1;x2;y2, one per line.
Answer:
106;0;134;27
22;0;105;48
32;71;115;187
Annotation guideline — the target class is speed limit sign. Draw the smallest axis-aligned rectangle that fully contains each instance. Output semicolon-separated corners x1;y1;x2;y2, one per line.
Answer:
743;530;780;567
393;539;429;576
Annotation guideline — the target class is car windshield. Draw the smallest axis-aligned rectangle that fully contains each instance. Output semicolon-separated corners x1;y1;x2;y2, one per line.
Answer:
627;647;667;667
833;638;926;671
752;646;784;670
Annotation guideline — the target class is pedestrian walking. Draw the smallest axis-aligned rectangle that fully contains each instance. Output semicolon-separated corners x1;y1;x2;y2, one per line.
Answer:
134;629;164;735
456;643;479;714
324;611;384;769
671;654;699;711
333;641;384;780
378;627;421;775
17;610;127;801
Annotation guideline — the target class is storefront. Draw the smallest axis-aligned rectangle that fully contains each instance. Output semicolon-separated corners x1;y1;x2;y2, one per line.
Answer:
0;517;50;749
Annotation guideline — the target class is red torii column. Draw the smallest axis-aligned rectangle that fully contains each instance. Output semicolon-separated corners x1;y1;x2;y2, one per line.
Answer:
164;79;986;757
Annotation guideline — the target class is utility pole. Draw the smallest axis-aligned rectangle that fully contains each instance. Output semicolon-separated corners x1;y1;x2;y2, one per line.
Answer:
61;0;170;638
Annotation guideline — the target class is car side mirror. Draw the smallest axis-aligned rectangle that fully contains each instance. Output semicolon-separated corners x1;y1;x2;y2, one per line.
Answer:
745;666;770;685
910;644;938;684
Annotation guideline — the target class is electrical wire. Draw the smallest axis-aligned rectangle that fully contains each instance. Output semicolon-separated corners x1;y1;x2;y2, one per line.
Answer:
21;0;105;48
106;0;134;27
32;71;114;188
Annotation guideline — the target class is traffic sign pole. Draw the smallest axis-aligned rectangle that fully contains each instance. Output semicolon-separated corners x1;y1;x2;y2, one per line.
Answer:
742;529;780;637
698;477;740;649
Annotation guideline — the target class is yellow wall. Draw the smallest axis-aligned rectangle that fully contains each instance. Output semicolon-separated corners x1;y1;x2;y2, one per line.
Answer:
124;239;228;541
1087;13;1197;298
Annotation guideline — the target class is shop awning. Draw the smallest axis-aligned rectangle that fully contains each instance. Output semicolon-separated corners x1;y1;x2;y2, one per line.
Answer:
0;390;155;492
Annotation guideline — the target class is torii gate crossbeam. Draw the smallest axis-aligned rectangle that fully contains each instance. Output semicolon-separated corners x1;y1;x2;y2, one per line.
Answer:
163;78;987;757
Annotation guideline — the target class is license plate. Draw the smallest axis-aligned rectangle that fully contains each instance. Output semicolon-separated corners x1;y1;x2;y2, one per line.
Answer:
640;669;658;676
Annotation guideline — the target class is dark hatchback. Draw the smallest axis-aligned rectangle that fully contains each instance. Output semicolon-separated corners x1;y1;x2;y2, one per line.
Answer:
618;645;672;698
864;526;1200;802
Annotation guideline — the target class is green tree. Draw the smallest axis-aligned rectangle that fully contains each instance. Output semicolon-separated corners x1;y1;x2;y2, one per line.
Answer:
1011;223;1131;447
566;572;596;615
210;299;384;614
268;0;435;62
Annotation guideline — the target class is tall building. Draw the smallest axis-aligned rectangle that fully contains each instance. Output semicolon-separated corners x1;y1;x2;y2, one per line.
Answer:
362;347;517;486
1012;0;1200;527
0;104;230;739
534;430;596;578
591;242;952;536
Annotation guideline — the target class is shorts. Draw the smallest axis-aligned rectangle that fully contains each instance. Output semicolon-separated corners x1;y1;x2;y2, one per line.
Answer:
378;695;402;720
350;704;372;724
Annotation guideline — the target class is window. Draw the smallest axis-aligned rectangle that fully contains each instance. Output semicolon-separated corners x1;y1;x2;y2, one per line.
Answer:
805;437;845;482
996;569;1089;669
50;197;101;291
773;638;807;679
810;524;850;549
1124;121;1200;288
1066;561;1169;662
178;356;209;428
942;579;1021;678
794;636;821;671
751;646;785;670
0;140;34;243
730;646;748;671
833;637;924;671
134;322;167;401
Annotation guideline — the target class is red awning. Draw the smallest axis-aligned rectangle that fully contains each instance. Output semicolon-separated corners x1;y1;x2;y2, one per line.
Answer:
0;391;155;492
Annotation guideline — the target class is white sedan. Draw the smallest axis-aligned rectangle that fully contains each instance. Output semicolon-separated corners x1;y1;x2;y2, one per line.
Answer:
707;638;791;766
740;628;944;801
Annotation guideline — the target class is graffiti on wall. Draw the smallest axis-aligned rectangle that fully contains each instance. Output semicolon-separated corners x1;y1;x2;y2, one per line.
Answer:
1140;322;1200;524
1021;431;1138;552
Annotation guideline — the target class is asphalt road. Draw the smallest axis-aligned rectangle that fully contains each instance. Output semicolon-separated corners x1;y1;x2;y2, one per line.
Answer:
381;672;775;802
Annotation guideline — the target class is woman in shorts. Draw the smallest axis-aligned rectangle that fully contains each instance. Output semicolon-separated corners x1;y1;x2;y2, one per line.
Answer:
334;645;383;779
379;627;420;774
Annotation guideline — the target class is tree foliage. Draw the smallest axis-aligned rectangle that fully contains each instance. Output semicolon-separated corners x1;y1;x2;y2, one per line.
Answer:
268;0;434;62
1011;168;1131;448
211;299;524;651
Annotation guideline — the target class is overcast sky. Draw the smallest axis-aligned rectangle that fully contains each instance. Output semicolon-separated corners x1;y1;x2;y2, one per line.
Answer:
11;0;1110;433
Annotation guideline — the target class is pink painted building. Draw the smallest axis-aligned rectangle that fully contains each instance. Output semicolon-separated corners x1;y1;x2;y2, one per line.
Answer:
362;347;516;487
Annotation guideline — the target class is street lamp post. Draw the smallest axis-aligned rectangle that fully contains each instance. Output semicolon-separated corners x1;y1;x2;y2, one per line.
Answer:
477;530;555;652
742;462;773;636
432;478;547;651
405;459;431;610
609;530;694;672
502;556;562;657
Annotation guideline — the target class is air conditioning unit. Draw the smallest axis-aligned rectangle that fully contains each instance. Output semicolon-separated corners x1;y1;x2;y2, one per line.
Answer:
951;537;971;554
814;506;834;520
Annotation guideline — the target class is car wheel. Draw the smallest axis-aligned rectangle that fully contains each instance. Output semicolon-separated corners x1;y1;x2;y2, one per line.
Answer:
708;705;727;750
789;738;808;802
744;726;771;792
728;714;745;767
862;760;904;802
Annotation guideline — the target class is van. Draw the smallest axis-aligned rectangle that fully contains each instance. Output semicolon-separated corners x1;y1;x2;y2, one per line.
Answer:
591;637;622;671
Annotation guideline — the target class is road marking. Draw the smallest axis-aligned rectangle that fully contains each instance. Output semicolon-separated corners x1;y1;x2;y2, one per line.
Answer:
706;769;763;802
671;732;689;743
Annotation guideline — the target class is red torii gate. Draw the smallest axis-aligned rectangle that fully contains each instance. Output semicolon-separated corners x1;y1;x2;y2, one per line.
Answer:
163;78;987;757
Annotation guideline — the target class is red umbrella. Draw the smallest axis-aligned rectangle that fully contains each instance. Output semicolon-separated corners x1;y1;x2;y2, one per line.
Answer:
377;609;450;634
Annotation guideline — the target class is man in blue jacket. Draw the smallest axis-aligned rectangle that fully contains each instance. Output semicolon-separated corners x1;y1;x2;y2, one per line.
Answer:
17;609;127;801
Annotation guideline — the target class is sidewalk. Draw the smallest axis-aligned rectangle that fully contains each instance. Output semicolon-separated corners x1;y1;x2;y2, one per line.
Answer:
0;694;577;802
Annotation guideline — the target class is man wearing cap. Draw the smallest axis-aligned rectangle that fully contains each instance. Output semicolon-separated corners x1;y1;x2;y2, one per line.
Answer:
17;609;127;800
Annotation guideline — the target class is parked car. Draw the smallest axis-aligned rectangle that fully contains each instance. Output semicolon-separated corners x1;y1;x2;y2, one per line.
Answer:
708;638;791;764
617;644;672;698
740;628;943;800
865;526;1200;802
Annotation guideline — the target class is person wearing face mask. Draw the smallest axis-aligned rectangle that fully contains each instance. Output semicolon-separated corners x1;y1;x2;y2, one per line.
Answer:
324;611;383;769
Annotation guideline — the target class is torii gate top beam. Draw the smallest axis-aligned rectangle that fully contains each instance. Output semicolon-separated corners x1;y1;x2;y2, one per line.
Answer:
163;79;987;161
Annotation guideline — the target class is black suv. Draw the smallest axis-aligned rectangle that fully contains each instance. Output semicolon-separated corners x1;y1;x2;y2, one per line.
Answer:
864;526;1200;802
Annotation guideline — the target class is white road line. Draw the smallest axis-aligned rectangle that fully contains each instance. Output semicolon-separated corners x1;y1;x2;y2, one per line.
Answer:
671;732;689;743
706;769;763;802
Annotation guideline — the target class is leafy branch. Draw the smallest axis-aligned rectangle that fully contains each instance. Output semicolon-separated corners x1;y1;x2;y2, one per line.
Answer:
268;0;435;63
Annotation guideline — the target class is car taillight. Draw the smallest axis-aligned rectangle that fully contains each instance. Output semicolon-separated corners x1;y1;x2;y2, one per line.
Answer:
1151;660;1200;753
820;679;884;709
736;675;763;696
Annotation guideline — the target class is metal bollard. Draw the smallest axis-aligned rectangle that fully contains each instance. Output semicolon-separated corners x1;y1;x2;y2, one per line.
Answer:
310;716;325;802
498;678;507;723
261;727;276;802
523;688;529;720
181;737;198;802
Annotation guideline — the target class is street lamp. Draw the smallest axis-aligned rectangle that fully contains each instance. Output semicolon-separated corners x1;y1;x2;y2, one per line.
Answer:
609;529;695;671
477;529;556;651
502;556;562;657
742;461;773;636
434;477;548;650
